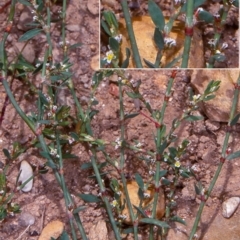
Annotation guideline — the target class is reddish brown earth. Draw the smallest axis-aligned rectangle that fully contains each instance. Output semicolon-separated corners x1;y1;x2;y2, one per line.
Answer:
0;1;240;240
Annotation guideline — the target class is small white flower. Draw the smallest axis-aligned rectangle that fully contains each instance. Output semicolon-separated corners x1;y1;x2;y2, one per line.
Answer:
119;214;127;220
174;0;183;5
33;4;39;9
174;160;181;168
103;50;115;64
68;137;75;144
50;149;57;156
111;199;118;207
47;112;52;117
193;94;201;101
52;105;57;111
33;16;38;21
115;137;122;149
144;192;150;198
149;170;155;175
208;39;216;47
35;63;41;68
196;7;204;14
135;142;142;148
60;62;67;68
164;37;176;48
221;42;228;50
114;34;122;43
116;191;121;196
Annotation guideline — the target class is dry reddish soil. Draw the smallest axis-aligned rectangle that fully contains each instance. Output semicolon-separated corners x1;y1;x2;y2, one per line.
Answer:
0;1;240;240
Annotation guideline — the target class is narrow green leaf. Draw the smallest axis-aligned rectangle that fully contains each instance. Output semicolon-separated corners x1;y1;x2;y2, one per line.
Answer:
124;112;139;119
59;231;70;240
180;170;191;178
122;227;134;234
18;28;43;42
170;215;186;225
135;173;144;190
184;115;203;121
164;54;183;68
198;10;214;23
133;205;148;218
3;149;11;160
213;53;226;62
78;194;101;203
158;170;167;178
18;0;31;6
162;178;171;185
101;20;111;36
159;140;168;154
181;0;206;12
148;0;165;30
143;58;156;68
62;153;78;159
140;218;170;228
69;43;82;50
232;0;239;8
81;162;93;170
73;206;86;214
194;183;201;195
153;28;164;50
203;94;215;101
121;48;131;68
226;150;240;160
230;113;240;126
125;91;141;99
37;120;51;124
109;37;119;52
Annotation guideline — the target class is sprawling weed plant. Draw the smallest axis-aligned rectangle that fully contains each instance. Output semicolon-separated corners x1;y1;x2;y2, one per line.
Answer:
101;0;239;68
1;0;240;240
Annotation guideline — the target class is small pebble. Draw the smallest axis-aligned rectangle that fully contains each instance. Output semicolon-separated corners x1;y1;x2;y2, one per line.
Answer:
222;197;240;218
19;212;35;227
39;220;64;240
18;160;33;192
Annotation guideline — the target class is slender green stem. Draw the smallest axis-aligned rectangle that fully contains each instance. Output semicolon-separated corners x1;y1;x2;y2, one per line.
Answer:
120;0;142;68
61;0;67;56
149;72;176;239
118;81;138;239
154;50;162;68
46;6;53;56
181;0;194;68
69;83;85;120
189;73;240;239
90;149;121;240
56;133;78;240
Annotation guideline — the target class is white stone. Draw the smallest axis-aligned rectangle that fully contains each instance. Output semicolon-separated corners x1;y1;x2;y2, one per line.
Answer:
18;160;33;192
222;197;240;218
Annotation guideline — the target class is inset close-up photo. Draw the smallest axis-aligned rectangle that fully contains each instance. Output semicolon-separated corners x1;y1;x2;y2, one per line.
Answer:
100;0;239;68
